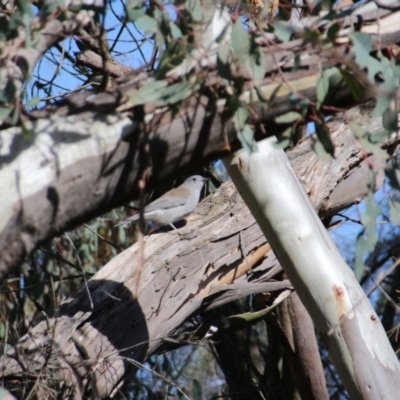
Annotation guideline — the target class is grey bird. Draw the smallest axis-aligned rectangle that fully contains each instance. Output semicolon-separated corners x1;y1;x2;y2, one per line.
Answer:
115;175;209;231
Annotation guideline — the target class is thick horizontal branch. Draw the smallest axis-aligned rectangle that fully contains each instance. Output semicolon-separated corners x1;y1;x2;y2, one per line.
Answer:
0;100;396;277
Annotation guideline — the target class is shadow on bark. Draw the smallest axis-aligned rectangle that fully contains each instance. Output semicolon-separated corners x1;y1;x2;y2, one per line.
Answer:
2;279;150;399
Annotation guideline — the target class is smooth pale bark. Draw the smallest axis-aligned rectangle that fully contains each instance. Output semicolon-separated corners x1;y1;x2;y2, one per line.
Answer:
223;137;400;399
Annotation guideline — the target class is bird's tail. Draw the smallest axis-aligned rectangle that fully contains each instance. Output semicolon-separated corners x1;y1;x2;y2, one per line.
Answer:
114;213;140;228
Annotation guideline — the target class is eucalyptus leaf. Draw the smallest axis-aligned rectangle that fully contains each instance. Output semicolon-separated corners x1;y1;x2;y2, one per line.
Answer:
249;50;267;84
340;69;361;101
231;19;250;65
233;105;248;130
351;33;382;82
192;379;202;400
374;94;391;118
16;0;32;16
369;129;389;144
25;96;40;108
0;107;13;122
355;192;381;280
238;124;257;153
268;84;282;106
233;104;257;153
169;21;182;39
135;15;159;34
273;22;292;42
350;123;388;160
327;22;341;42
155;81;200;105
382;107;398;133
315;121;335;157
316;70;329;109
0;80;16;103
275;112;302;124
131;80;168;106
275;126;294;149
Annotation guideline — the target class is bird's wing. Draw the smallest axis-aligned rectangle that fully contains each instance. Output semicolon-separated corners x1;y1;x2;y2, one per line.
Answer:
145;186;190;212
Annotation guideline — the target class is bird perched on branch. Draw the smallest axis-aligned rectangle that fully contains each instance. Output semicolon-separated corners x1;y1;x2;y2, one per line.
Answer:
115;175;209;232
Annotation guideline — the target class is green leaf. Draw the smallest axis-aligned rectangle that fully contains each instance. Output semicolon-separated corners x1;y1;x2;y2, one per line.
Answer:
234;105;248;130
273;22;292;43
10;107;19;125
355;192;381;280
302;28;321;46
132;80;200;107
369;129;389;144
248;49;267;84
189;0;203;22
275;111;302;124
316;67;342;109
25;96;40;107
21;122;30;138
327;22;341;42
131;80;168;105
16;0;32;16
155;80;199;105
351;32;373;63
349;123;388;160
40;1;61;17
268;84;282;106
192;379;202;400
316;70;329;109
238;124;257;154
275;126;294;149
156;40;187;78
374;94;391;117
340;69;361;101
231;19;250;65
217;44;233;81
135;15;158;34
126;6;145;22
0;107;13;122
315;121;335;157
0;80;17;103
169;21;182;39
224;290;292;329
382;107;398;133
351;33;382;82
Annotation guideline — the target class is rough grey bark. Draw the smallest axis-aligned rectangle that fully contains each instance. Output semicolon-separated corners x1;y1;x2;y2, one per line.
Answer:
287;293;329;400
